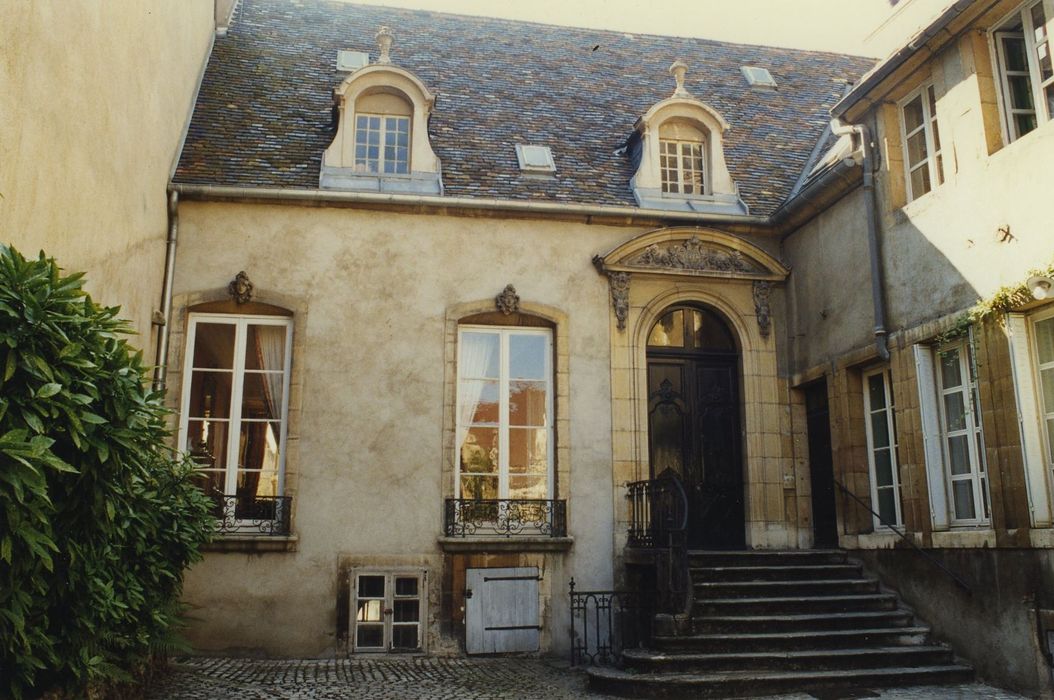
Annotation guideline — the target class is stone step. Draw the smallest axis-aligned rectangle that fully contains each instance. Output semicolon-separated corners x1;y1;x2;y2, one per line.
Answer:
688;549;848;568
587;664;974;698
694;592;898;616
652;626;932;653
621;645;956;673
692;609;915;633
695;577;880;598
690;563;864;582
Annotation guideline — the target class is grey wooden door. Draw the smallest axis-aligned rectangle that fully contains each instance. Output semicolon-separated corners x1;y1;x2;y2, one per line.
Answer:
465;567;540;654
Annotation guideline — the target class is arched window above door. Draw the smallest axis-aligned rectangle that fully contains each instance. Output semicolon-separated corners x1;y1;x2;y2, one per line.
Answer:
647;306;736;352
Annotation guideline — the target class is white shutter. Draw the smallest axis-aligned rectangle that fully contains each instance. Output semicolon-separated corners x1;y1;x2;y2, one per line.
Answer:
913;343;949;530
1007;313;1052;526
465;567;540;654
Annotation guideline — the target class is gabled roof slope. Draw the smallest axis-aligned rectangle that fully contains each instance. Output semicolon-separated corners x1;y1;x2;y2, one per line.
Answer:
173;0;876;217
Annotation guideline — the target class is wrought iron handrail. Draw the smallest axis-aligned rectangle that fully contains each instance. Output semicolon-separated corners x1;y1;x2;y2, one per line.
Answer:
443;498;567;537
208;493;292;537
626;471;691;614
834;478;971;595
568;580;654;666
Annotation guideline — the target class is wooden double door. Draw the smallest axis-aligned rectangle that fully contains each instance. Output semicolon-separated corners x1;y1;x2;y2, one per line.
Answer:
646;306;744;550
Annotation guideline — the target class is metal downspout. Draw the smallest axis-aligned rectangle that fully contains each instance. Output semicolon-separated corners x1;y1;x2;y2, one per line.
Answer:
153;190;179;393
831;120;889;360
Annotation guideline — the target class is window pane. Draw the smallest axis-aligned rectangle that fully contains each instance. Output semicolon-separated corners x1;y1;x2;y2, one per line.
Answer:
356;625;384;647
691;309;735;350
943;392;967;432
870;411;890;448
192;323;236;369
906;130;928;167
358;575;385;598
1042;368;1054;414
940;350;962;387
648;310;684;347
510;381;547;426
1037;318;1054;363
235;421;282;478
948;434;971;475
1004;35;1029;72
510;334;546;379
459;380;499;424
952;480;976;520
1010;74;1037;110
910;165;931;197
509;427;548;474
394;599;419;623
460;427;498;473
460;474;498;500
1015;112;1039;136
191;468;225;496
460;332;499;378
186;418;229;469
874;448;894;487
509;474;548;499
243;325;287;370
188;370;232;419
1047;418;1054;462
903;95;925;132
877;488;897;525
392;626;418;649
241;373;284;420
395;577;418;597
867;374;886;410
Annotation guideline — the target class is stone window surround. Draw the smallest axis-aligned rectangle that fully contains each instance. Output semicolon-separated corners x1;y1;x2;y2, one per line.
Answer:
441;300;570;518
166;289;308;550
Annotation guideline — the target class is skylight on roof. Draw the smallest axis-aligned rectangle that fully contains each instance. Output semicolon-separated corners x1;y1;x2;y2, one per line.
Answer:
337;50;369;72
741;66;777;88
515;145;556;173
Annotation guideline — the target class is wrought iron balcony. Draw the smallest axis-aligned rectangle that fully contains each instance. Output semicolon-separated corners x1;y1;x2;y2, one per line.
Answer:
207;494;292;537
444;498;567;538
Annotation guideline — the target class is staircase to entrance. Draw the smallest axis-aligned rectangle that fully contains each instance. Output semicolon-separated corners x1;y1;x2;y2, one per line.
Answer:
586;548;973;698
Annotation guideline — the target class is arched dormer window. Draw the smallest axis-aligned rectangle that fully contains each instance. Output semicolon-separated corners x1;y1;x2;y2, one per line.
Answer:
321;28;441;193
629;61;747;215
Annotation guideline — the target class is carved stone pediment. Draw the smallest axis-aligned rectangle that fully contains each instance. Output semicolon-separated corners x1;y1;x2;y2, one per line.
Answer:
630;237;760;274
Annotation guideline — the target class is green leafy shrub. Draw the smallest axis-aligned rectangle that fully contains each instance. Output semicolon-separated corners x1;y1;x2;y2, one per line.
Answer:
0;246;214;698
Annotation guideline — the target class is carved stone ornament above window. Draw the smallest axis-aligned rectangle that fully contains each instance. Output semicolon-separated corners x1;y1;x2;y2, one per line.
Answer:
227;271;254;304
631;236;758;274
495;284;521;315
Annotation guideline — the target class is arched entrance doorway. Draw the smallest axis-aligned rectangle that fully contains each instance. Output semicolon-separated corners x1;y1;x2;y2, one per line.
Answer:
646;304;745;549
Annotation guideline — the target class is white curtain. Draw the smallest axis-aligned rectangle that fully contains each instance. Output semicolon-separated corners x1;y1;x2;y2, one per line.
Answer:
456;332;497;459
254;324;287;421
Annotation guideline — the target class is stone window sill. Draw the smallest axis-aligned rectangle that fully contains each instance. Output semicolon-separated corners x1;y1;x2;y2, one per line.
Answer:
437;536;573;553
203;534;299;553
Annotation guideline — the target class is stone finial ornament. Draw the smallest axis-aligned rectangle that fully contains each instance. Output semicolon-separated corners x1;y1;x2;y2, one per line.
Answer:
495;284;520;315
376;26;393;64
670;60;690;97
228;271;254;304
608;272;631;331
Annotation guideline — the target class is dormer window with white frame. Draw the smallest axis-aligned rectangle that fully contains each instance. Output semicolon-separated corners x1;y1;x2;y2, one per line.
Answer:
628;61;747;215
322;26;442;193
992;0;1054;142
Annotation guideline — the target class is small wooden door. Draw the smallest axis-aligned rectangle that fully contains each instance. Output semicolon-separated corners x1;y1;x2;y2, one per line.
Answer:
805;381;838;548
646;306;744;550
465;567;540;654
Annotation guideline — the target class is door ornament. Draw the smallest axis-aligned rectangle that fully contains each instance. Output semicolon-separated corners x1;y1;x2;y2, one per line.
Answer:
753;280;772;338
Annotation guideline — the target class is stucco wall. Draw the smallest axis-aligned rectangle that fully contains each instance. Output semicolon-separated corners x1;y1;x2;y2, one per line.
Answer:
0;0;213;346
171;202;639;655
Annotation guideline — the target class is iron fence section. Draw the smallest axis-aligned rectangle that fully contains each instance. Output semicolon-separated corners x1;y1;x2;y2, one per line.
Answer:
443;498;567;537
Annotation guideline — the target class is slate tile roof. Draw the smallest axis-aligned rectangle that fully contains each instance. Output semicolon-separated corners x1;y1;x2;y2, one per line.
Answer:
173;0;876;217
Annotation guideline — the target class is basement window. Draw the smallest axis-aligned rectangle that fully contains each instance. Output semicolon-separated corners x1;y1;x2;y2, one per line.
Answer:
741;66;777;88
515;144;556;173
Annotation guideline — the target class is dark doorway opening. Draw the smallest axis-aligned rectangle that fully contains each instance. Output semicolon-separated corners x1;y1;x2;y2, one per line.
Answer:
646;305;744;550
804;381;838;548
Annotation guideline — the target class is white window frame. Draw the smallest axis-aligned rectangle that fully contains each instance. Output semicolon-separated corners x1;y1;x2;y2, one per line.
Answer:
455;326;554;501
992;0;1054;142
177;313;294;503
862;367;903;530
935;339;991;526
351;570;426;653
898;84;944;202
659;138;707;196
1029;309;1054;505
353;112;411;175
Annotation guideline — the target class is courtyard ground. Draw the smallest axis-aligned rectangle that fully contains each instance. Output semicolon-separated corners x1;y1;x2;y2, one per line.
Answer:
145;656;1029;699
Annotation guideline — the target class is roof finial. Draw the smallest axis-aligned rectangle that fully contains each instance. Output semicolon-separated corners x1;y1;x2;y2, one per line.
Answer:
376;26;393;64
670;60;690;97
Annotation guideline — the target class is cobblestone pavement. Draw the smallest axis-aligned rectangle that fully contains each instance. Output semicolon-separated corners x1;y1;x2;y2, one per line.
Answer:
145;656;1028;700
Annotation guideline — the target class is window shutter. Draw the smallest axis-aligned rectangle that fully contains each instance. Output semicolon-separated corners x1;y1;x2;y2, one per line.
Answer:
913;343;949;530
1007;313;1052;527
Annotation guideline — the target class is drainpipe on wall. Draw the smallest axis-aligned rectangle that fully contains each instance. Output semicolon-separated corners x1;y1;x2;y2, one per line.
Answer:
152;189;179;393
831;119;890;361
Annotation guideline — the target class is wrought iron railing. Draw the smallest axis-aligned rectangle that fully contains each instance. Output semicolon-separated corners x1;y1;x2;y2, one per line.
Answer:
569;581;654;665
834;478;972;594
626;471;688;548
443;498;567;537
208;494;292;536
